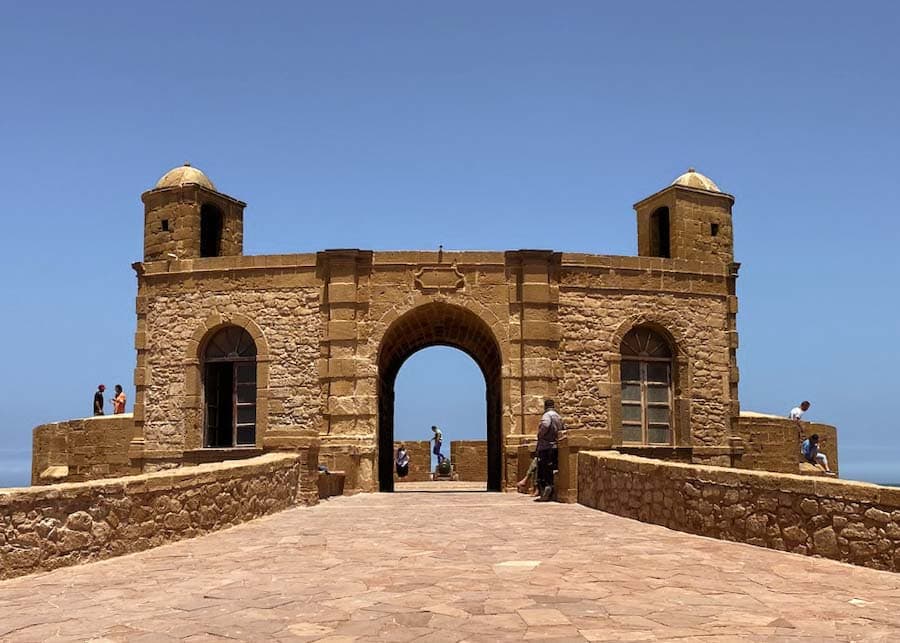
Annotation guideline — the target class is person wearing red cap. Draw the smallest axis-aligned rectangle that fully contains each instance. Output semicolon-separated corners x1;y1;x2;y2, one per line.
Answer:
93;384;106;416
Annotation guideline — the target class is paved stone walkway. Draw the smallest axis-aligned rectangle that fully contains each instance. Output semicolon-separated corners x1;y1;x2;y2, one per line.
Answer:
2;486;900;642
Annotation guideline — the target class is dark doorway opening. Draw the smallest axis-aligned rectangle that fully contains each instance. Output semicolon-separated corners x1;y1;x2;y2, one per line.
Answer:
200;204;223;258
203;326;258;447
205;362;234;447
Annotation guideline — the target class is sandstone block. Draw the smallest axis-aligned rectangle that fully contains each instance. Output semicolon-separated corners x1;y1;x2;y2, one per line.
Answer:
813;527;839;557
865;507;891;525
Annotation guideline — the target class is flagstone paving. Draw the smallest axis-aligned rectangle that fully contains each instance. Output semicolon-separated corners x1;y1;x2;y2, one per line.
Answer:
2;483;900;641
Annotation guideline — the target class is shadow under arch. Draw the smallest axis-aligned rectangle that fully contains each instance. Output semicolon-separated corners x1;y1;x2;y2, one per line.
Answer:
377;301;503;492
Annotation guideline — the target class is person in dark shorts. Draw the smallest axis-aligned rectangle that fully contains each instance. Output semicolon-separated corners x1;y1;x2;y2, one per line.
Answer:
93;384;106;416
535;399;565;501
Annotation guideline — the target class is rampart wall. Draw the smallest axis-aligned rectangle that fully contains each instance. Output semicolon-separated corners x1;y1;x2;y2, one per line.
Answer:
735;413;839;474
451;440;488;481
32;415;138;485
578;451;900;572
1;453;316;580
393;441;431;482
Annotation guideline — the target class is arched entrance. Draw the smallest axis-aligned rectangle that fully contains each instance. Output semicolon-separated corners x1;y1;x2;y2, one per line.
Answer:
377;302;503;492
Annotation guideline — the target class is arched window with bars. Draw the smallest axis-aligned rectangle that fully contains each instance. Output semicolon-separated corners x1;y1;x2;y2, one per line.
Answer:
203;326;258;447
620;326;674;445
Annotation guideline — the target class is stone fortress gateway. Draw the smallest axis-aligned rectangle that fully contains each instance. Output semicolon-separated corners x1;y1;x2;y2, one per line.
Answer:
32;164;838;494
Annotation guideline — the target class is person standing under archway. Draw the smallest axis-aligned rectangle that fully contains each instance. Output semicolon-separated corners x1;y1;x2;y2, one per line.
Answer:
395;444;410;479
431;425;445;465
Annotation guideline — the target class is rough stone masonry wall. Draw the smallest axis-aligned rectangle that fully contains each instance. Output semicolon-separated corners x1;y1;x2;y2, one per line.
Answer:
141;276;322;454
394;441;431;482
31;415;138;485
451;440;488;482
735;414;839;475
578;451;900;572
558;272;731;447
1;453;310;580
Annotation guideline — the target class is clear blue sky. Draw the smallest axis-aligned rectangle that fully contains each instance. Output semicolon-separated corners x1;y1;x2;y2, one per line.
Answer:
1;2;897;486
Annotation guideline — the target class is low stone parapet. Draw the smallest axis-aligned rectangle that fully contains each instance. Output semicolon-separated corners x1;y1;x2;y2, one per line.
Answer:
32;414;138;485
578;451;900;572
736;412;839;475
1;453;313;580
450;440;487;482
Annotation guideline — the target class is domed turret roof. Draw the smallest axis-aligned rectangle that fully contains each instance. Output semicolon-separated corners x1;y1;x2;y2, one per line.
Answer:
155;163;216;191
671;168;720;193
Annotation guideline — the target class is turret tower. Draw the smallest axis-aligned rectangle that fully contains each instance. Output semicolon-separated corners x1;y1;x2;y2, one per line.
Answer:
633;168;735;265
141;163;246;262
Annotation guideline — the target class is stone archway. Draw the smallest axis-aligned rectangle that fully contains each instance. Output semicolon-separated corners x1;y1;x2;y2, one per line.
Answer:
377;302;503;492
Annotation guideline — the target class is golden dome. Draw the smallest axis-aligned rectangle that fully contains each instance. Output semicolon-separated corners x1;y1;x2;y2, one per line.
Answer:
671;167;720;193
155;163;216;191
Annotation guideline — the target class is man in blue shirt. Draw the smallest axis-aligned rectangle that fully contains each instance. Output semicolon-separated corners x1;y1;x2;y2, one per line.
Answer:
800;433;835;476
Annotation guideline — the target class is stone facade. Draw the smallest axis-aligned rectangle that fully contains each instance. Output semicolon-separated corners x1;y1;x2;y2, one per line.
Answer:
451;440;488;482
2;453;314;581
30;164;836;497
578;452;899;572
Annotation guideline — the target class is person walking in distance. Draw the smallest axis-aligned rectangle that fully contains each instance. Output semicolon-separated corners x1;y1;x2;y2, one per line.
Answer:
93;384;106;416
112;384;127;414
536;399;565;502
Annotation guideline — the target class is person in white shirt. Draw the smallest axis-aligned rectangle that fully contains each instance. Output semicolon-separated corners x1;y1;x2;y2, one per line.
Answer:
790;400;811;423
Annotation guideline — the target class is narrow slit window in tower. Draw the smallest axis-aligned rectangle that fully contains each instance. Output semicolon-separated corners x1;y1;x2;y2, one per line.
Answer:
200;204;223;257
649;207;671;258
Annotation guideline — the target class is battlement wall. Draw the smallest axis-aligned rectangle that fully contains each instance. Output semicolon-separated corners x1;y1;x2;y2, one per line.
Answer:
32;415;138;485
394;441;431;482
451;440;488;481
578;451;900;572
735;413;839;474
1;453;315;581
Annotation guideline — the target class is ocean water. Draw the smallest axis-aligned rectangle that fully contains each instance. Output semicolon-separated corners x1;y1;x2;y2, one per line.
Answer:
0;450;31;488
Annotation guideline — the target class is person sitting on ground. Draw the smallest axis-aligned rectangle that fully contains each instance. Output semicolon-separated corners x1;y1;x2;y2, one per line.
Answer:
516;456;540;496
801;433;836;476
112;384;127;414
395;444;410;479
